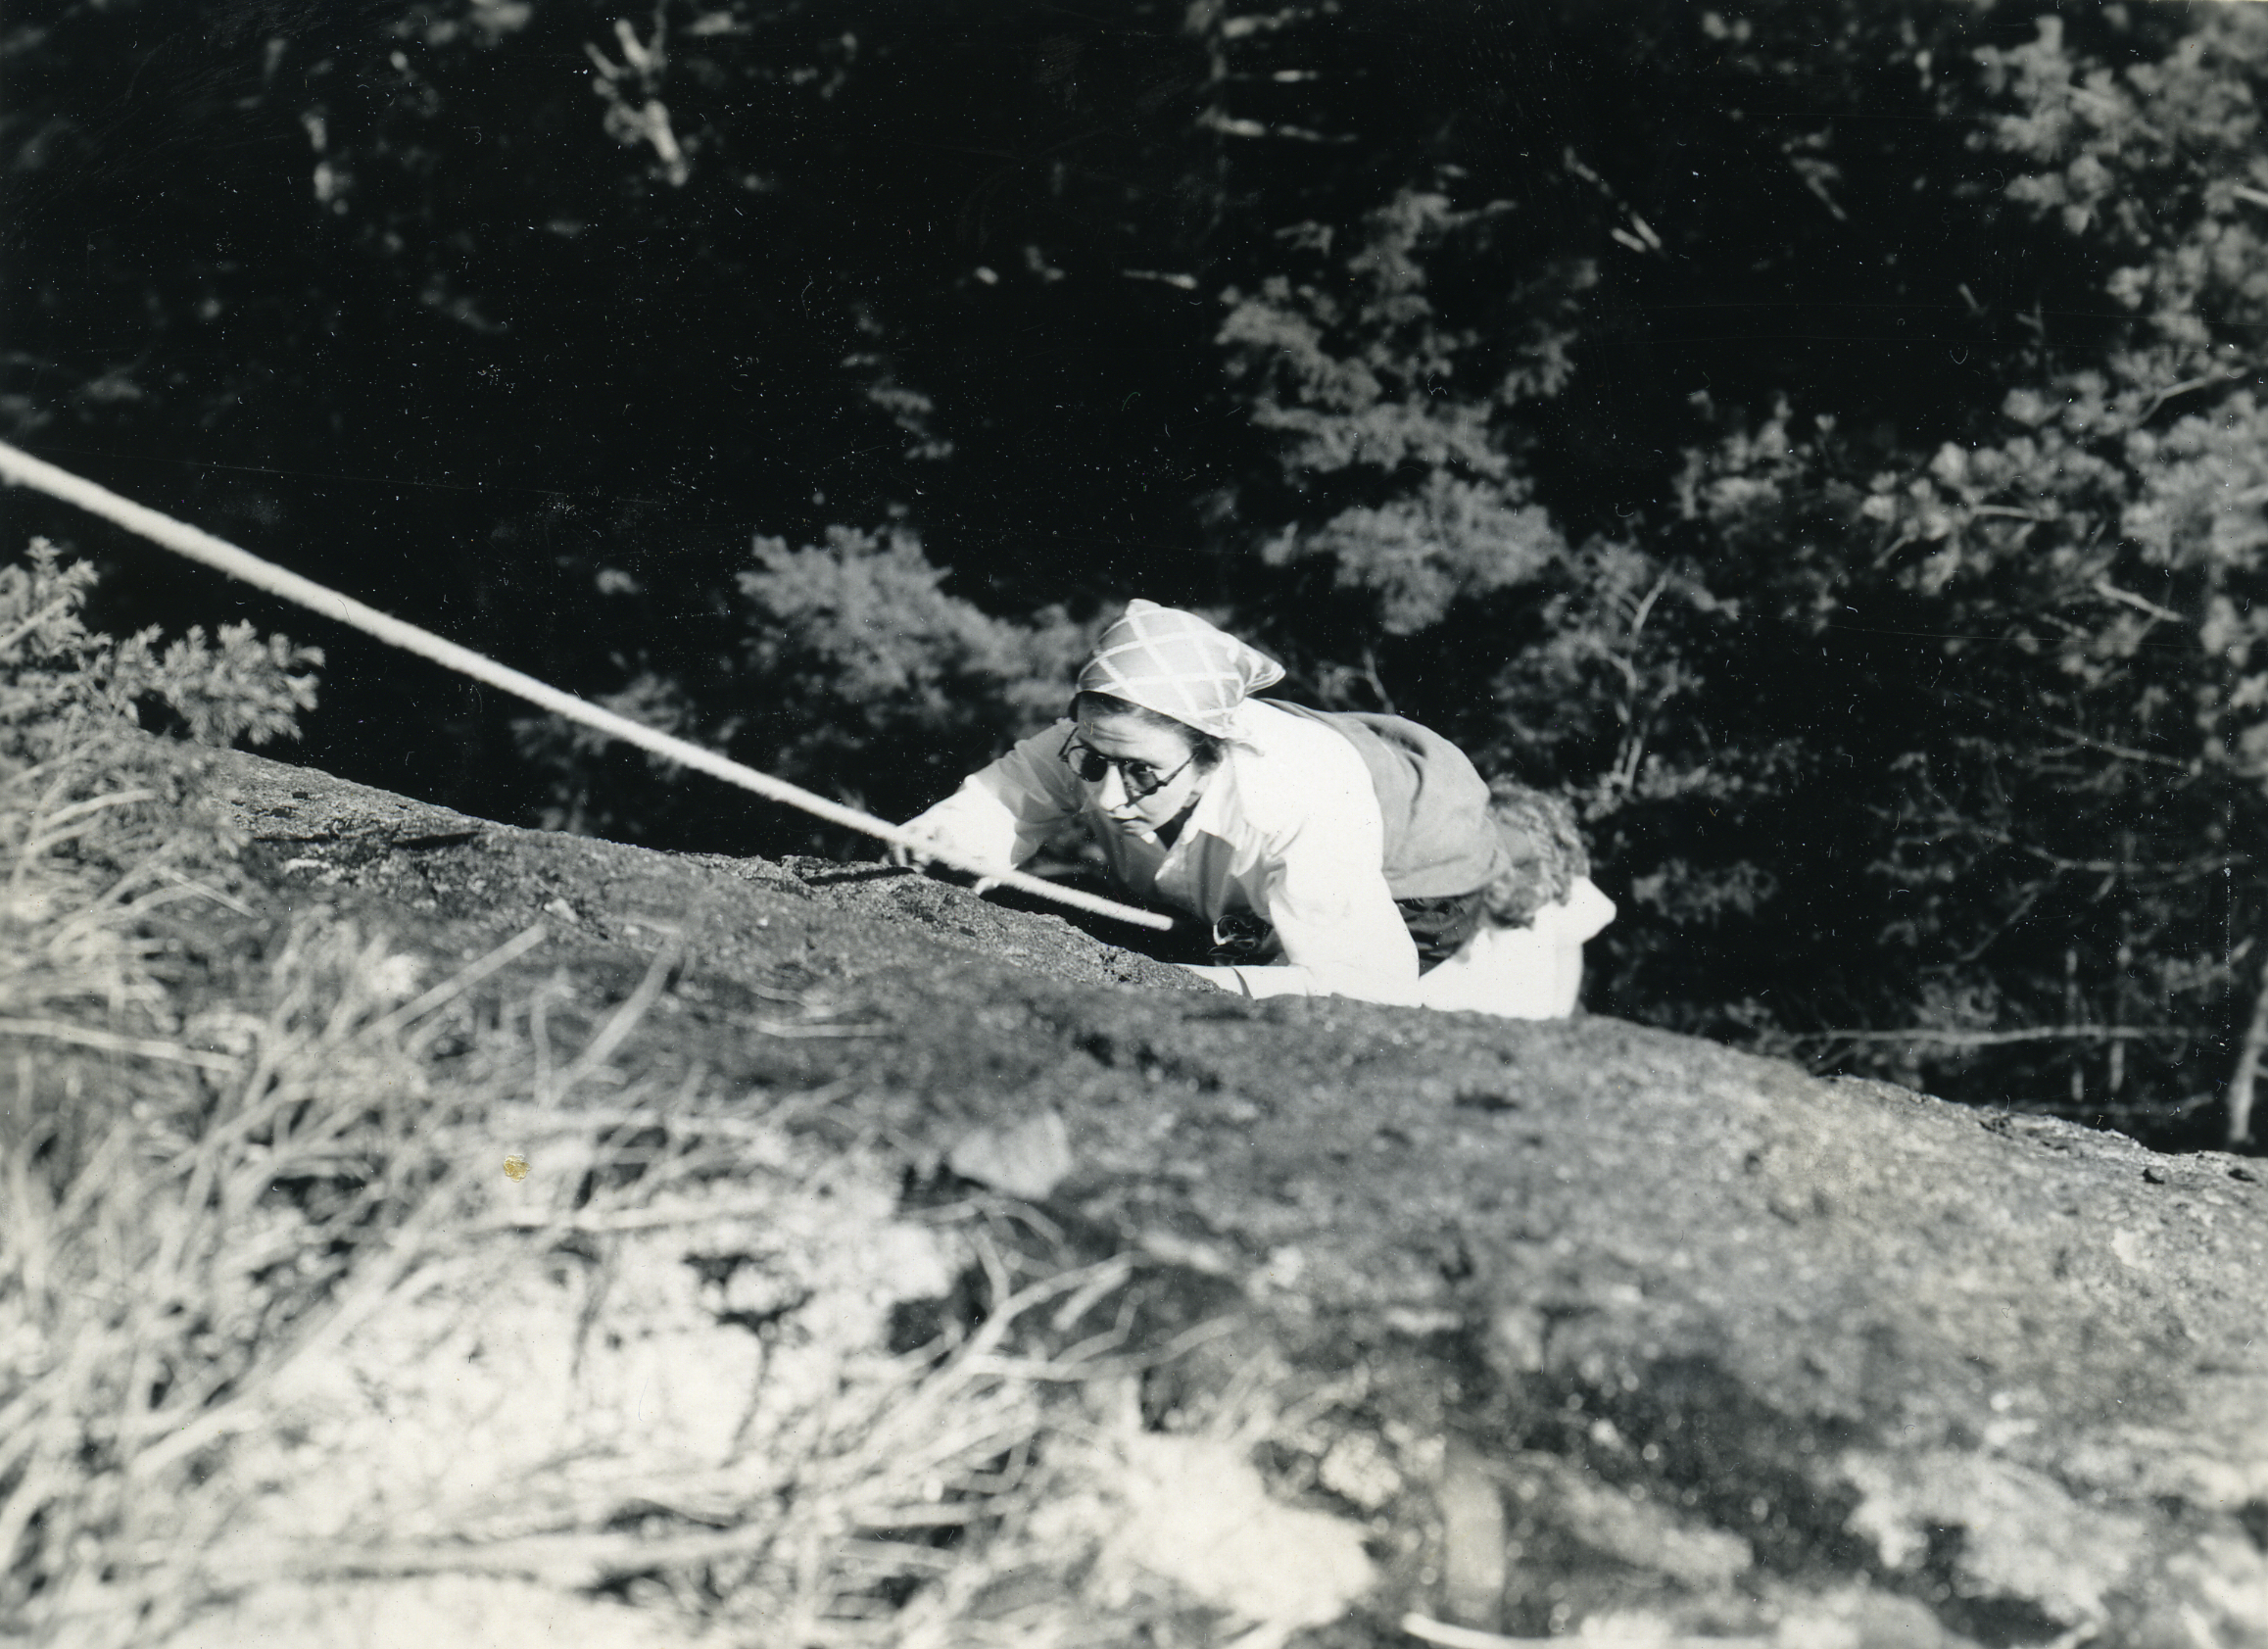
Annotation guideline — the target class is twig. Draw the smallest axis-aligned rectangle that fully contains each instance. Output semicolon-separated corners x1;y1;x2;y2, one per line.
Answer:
0;1015;240;1072
156;864;257;917
2011;844;2239;881
1955;877;2052;965
2130;372;2231;426
1794;1024;2192;1046
0;593;79;655
21;787;163;849
368;921;549;1039
1401;1617;1766;1649
972;1227;1016;1329
555;941;679;1094
2225;951;2268;1147
754;1019;888;1039
960;1324;1237;1382
2036;724;2193;772
1048;1253;1135;1333
2092;579;2184;627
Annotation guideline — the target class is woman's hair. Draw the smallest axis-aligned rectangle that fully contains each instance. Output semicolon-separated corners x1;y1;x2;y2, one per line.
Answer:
1072;691;1229;771
1479;781;1590;928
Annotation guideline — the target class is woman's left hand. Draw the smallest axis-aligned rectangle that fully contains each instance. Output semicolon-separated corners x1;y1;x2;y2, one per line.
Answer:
887;819;948;870
888;829;1006;897
1178;963;1251;995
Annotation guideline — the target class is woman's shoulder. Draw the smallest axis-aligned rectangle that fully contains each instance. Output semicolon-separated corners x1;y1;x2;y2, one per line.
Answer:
1218;702;1381;829
1231;698;1350;751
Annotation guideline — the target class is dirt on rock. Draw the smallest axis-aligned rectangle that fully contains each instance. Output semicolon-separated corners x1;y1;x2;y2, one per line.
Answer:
172;736;2268;1648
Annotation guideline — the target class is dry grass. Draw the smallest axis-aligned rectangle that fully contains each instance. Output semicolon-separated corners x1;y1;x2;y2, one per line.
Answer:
2;544;1375;1649
0;742;1267;1649
0;773;483;1643
0;826;1042;1647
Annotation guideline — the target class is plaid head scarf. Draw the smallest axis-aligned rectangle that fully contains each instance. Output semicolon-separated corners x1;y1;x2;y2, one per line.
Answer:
1077;600;1285;739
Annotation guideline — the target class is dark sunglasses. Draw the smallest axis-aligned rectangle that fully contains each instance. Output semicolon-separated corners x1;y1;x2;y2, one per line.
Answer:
1060;731;1193;799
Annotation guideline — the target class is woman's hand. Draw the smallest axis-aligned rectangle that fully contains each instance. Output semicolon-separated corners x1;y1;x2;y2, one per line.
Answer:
887;829;1003;896
887;818;952;870
1178;963;1253;995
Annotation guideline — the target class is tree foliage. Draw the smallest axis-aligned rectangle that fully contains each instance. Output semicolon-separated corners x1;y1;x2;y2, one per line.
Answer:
513;524;1086;841
1175;0;2268;1145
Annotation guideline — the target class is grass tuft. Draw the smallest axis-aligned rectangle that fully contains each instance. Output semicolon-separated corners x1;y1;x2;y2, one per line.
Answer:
3;538;1359;1649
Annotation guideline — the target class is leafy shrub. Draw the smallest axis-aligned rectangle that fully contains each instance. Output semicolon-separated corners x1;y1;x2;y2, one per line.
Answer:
1;539;322;1108
736;523;1089;795
1;539;320;760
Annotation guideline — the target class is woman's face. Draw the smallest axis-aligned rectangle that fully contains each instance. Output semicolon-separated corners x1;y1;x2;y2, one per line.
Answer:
1072;711;1210;834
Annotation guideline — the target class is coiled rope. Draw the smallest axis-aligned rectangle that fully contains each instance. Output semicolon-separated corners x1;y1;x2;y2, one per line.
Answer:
0;439;1173;932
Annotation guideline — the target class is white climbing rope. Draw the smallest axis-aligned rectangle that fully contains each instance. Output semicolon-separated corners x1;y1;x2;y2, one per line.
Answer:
0;439;1174;932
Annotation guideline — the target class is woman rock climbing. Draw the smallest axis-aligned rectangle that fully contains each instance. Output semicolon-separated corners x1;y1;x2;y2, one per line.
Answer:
892;600;1614;1017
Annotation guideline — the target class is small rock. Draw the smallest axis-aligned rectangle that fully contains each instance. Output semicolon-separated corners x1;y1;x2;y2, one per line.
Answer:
1487;1305;1548;1375
947;1107;1075;1200
1105;1431;1375;1637
1317;1432;1402;1511
2144;1165;2169;1185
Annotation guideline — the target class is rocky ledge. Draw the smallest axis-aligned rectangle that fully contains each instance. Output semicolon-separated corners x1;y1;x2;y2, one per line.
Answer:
178;737;2268;1649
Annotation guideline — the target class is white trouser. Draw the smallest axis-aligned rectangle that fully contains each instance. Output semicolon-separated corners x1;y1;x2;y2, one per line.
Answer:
1411;877;1617;1019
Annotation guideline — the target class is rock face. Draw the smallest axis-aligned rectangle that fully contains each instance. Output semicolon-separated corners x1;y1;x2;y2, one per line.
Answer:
196;739;2268;1648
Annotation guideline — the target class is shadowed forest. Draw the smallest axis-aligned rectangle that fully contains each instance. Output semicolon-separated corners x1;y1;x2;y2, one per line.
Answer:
5;0;2266;1148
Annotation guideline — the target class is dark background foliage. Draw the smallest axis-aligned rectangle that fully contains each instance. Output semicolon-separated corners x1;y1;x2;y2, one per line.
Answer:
5;0;2262;1149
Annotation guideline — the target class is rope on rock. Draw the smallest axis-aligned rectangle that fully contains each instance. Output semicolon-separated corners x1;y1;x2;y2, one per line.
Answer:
0;439;1174;932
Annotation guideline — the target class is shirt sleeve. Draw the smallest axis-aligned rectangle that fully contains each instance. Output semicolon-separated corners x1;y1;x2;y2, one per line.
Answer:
1231;753;1423;1006
898;722;1084;872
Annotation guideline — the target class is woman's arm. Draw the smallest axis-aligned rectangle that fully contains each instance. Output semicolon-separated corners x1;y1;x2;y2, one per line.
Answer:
1236;836;1423;1003
896;721;1084;871
1188;747;1422;1004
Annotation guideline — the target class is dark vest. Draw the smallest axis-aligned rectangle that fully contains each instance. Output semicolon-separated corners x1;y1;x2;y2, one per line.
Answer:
1262;701;1511;900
